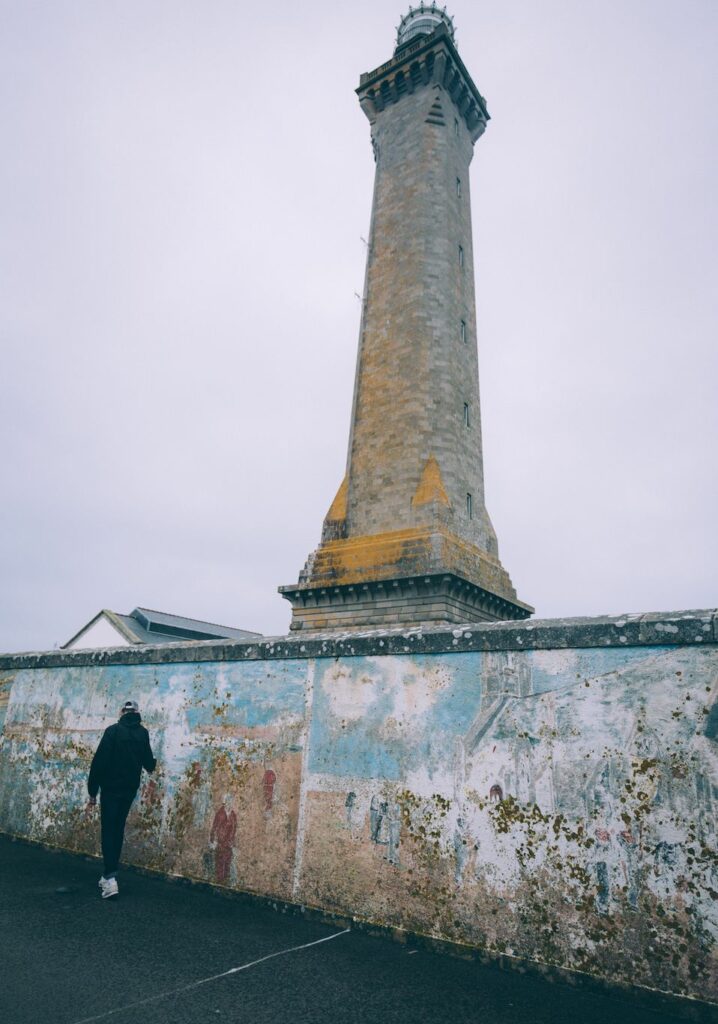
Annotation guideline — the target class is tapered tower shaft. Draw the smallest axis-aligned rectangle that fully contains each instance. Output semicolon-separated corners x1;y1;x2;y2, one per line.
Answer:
280;10;532;630
349;43;491;551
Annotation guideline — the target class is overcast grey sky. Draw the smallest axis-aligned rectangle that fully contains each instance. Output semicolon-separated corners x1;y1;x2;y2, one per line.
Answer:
1;1;716;652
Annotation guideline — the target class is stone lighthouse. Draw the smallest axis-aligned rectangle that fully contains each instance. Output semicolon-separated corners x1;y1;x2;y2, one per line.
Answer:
281;5;532;631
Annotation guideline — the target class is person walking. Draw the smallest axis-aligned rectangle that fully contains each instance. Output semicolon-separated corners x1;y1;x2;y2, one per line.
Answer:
86;700;156;899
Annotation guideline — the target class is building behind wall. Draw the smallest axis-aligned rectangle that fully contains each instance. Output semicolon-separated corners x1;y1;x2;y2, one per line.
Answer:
62;607;261;650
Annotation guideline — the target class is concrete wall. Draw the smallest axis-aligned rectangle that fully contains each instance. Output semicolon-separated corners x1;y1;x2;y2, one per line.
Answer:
1;611;716;1005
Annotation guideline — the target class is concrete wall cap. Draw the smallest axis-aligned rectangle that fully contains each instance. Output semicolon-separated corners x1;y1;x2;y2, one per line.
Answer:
1;609;716;670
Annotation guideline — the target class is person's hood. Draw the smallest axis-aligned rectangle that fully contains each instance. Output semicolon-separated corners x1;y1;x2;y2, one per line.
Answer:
119;711;142;728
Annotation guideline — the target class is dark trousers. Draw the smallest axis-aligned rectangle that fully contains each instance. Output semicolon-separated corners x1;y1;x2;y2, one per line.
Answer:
100;791;135;877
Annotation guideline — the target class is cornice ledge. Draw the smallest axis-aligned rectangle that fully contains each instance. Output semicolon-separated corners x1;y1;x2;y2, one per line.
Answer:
356;25;489;138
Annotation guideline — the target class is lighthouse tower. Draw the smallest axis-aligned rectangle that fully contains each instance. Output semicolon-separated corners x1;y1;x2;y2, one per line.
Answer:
280;6;532;631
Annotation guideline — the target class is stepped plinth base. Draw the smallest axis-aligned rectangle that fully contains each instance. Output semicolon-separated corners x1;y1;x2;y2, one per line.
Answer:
279;572;531;632
279;527;533;632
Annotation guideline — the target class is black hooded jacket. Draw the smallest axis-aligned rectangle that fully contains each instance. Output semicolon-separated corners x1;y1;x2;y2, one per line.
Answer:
88;711;156;798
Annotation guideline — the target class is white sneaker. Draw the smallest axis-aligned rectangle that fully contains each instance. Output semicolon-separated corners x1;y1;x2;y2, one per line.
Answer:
100;876;118;899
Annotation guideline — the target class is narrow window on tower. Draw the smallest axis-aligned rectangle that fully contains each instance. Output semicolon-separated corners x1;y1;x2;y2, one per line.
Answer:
460;320;467;343
454;117;459;136
458;244;464;267
456;177;462;197
463;402;470;427
466;493;473;519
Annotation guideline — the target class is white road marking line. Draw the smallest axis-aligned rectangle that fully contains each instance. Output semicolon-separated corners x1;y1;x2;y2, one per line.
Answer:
69;927;351;1024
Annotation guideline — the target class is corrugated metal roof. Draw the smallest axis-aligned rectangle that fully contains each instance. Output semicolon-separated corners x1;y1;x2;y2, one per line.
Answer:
131;608;262;642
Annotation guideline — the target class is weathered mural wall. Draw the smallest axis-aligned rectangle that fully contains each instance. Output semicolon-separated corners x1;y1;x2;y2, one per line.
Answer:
0;613;716;1005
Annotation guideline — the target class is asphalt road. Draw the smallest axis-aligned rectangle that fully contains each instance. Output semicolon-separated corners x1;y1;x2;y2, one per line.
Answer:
0;834;696;1024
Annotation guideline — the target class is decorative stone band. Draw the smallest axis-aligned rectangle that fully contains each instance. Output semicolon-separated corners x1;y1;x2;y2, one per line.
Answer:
356;24;489;141
1;610;716;670
279;572;532;632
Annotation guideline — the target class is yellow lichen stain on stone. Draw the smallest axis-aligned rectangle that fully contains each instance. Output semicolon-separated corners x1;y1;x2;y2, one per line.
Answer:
411;456;451;509
306;526;518;601
325;475;348;522
320;527;430;574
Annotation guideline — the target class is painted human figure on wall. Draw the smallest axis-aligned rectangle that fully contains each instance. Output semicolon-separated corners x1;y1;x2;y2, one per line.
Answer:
652;840;680;901
369;794;400;865
189;761;211;828
345;791;356;826
618;828;639;910
370;794;386;843
592;763;616;914
590;761;640;914
594;827;611;914
385;800;401;866
210;793;237;884
515;737;535;805
262;768;277;812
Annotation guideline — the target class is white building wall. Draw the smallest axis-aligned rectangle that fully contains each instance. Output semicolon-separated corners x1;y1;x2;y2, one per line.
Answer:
65;616;132;649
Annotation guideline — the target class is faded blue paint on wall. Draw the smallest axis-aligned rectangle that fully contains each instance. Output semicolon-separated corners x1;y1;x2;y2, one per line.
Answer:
527;645;654;694
308;653;485;780
178;659;308;732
